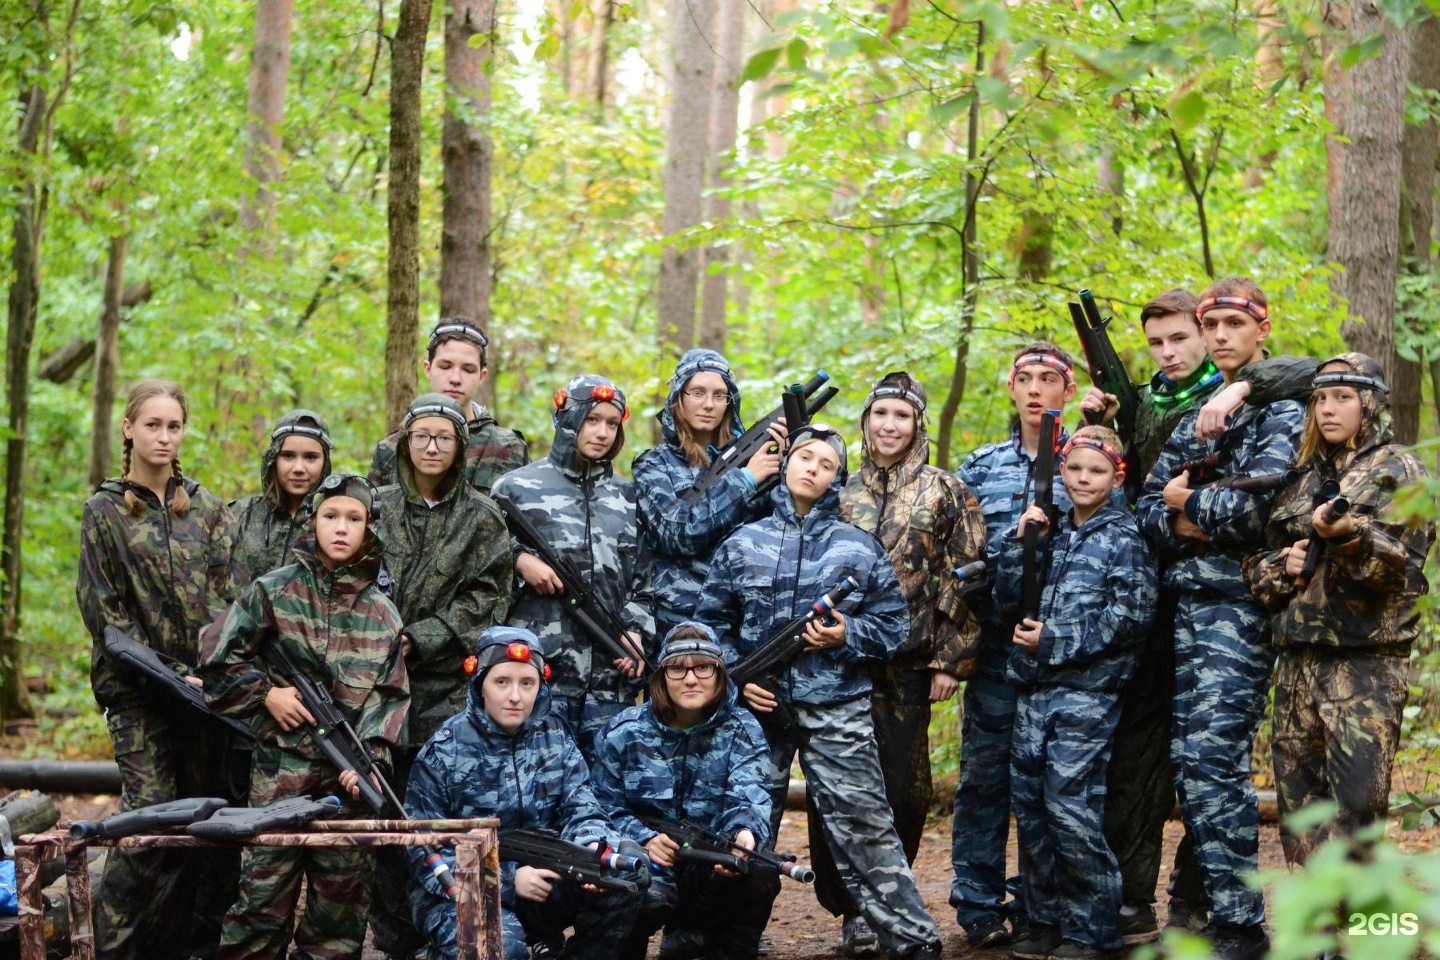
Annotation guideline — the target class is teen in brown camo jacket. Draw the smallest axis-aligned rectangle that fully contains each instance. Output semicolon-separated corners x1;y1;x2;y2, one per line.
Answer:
1244;353;1434;866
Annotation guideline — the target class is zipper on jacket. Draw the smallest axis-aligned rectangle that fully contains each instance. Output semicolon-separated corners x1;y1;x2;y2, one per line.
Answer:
509;738;528;829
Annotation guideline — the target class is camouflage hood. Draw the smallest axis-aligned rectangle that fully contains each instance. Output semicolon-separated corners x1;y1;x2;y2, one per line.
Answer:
547;373;628;482
1309;352;1394;468
260;409;333;508
396;393;470;504
657;349;745;447
858;372;930;493
646;621;738;728
464;628;555;737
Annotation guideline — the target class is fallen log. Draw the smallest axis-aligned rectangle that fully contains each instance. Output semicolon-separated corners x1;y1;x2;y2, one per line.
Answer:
0;791;60;850
35;279;153;384
0;761;120;795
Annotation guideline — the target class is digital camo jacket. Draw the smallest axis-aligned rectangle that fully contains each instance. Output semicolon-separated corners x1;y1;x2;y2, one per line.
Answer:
996;504;1157;693
369;402;528;497
78;477;238;712
199;546;409;769
695;480;910;707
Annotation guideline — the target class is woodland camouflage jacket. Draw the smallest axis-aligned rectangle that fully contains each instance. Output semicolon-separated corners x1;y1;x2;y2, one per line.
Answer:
78;477;237;712
230;410;332;586
1244;405;1434;654
199;547;409;768
842;420;985;680
368;403;528;497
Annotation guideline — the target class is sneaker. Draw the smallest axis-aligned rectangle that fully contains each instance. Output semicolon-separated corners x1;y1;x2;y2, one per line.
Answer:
657;928;707;960
1119;904;1161;946
1165;898;1209;934
842;914;882;957
1011;926;1061;960
965;914;1013;949
528;943;558;960
896;943;944;960
1050;941;1117;960
1205;923;1269;960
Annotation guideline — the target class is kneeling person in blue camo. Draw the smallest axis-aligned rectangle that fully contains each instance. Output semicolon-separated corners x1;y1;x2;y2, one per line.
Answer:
697;425;943;960
1000;427;1157;960
591;624;780;960
405;627;649;960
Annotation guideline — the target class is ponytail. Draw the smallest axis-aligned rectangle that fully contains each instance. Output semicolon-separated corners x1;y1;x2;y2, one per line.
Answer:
170;458;191;517
121;438;143;518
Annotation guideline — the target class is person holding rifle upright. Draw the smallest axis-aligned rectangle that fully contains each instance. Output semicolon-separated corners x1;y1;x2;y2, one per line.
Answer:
490;374;656;761
697;425;944;960
200;473;410;960
1136;277;1305;960
948;343;1077;950
1245;355;1433;867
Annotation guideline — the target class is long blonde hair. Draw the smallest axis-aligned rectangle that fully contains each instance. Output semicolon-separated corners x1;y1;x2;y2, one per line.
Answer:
121;379;191;518
669;396;734;470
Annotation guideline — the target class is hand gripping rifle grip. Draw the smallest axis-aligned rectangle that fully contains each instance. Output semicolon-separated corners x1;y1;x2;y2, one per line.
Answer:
814;576;860;620
1298;497;1352;583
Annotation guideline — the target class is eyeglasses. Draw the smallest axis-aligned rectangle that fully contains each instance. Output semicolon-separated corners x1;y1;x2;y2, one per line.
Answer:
407;432;458;452
682;389;730;406
663;661;718;680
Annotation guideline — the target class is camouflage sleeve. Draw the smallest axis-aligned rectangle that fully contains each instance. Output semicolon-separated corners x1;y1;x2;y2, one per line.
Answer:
1236;355;1319;408
367;437;397;489
957;447;986;490
623;512;658;655
695;540;746;661
588;728;653;844
834;548;911;663
634;452;757;560
354;602;410;761
403;739;469;901
1185;402;1305;547
929;477;986;676
77;502;139;706
1326;459;1435;594
992;529;1034;618
198;582;276;720
718;709;774;847
1243;544;1296;612
1136;433;1190;561
207;499;240;615
404;502;514;665
1040;530;1156;666
555;737;615;850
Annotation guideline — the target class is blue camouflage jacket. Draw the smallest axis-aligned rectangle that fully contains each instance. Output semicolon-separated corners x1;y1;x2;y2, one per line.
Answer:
997;504;1156;693
404;678;621;913
590;661;772;854
958;424;1074;641
695;480;910;707
1136;397;1305;597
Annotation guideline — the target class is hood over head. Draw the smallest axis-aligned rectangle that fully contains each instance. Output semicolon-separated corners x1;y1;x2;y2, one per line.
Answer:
548;373;629;475
261;409;333;506
658;348;745;446
648;621;736;727
398;393;470;499
859;371;929;471
464;625;553;731
1312;351;1393;455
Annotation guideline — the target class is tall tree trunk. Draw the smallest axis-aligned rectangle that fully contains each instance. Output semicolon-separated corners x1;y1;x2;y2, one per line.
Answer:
655;0;717;359
1245;0;1284;188
385;0;433;430
88;233;126;490
936;22;984;471
1394;16;1440;445
1098;145;1124;236
586;0;614;110
0;83;46;722
697;0;743;352
238;0;293;240
441;0;496;406
1324;2;1411;379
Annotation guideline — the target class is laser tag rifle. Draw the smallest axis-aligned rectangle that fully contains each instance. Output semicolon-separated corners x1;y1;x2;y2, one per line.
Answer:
262;641;459;899
1071;289;1142;498
70;797;231;841
680;371;839;505
729;577;859;733
1298;479;1350;585
500;828;644;893
101;627;257;741
637;814;815;884
492;495;648;673
187;795;343;841
1019;411;1060;625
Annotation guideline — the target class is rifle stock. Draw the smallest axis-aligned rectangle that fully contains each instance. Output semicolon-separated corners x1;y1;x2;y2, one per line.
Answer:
638;814;815;884
101;627;257;741
70;796;231;841
186;795;343;841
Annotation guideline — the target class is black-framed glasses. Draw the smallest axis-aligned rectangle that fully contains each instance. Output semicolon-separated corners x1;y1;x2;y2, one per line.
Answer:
663;661;718;680
682;388;730;406
407;431;458;453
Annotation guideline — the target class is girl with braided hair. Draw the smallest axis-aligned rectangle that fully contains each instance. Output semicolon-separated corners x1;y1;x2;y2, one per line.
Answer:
77;378;241;960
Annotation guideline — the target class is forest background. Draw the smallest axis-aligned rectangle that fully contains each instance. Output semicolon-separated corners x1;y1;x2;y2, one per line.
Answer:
2;0;1440;834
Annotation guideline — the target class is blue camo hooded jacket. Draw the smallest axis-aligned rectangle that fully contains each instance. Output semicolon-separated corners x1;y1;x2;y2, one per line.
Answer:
695;470;910;707
589;623;773;854
634;350;770;635
996;503;1157;693
403;649;619;915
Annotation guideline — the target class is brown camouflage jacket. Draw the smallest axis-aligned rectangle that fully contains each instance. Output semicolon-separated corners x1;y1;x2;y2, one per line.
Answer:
1245;433;1433;654
200;547;409;766
78;478;237;712
841;428;986;686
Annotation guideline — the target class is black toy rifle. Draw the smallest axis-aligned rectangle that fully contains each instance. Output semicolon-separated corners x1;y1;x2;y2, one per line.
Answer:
101;627;257;741
1019;411;1060;625
680;371;839;505
952;557;996;600
637;814;815;884
1298;479;1350;585
70;796;231;841
500;828;644;893
1071;289;1142;497
262;641;459;899
492;495;648;673
729;577;859;732
187;795;343;841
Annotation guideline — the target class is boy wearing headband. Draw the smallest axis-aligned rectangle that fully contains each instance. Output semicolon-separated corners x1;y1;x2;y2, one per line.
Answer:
1001;425;1157;960
1136;276;1305;960
369;317;529;496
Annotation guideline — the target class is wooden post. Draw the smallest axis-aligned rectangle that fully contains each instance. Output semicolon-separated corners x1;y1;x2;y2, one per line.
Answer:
65;838;94;960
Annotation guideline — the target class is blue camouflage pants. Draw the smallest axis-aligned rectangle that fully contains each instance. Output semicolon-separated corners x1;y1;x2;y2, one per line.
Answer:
1171;595;1275;928
1012;686;1124;950
765;696;941;956
949;645;1023;929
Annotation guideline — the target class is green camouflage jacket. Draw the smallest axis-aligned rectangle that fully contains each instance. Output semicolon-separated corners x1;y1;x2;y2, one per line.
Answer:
78;478;237;712
230;410;331;585
199;547;409;767
368;402;528;496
